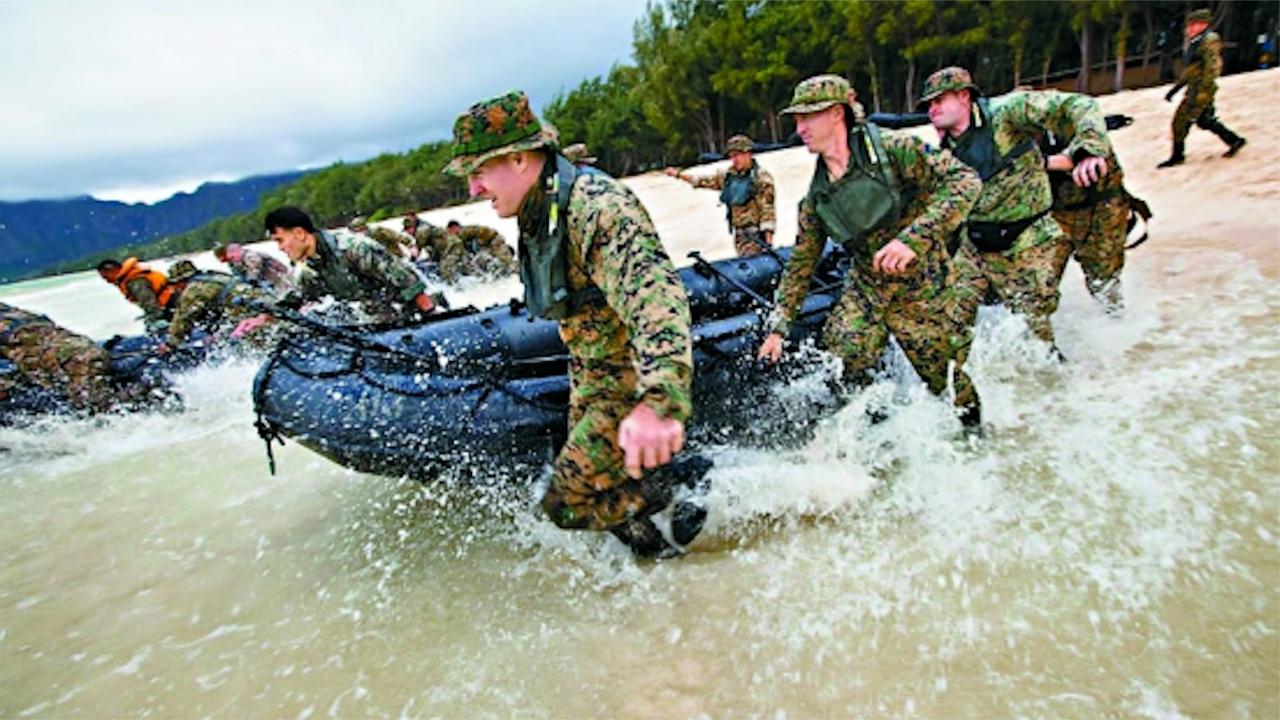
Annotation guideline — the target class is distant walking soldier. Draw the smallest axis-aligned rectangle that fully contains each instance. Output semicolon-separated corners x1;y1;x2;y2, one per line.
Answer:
667;134;777;258
0;302;140;413
161;260;279;347
95;257;180;332
922;66;1113;348
264;206;436;323
444;90;706;557
757;75;983;428
1158;8;1247;168
442;220;517;280
214;243;295;295
562;143;606;176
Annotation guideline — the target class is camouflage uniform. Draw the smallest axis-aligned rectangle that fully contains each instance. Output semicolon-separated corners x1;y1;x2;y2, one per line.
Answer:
924;67;1112;344
406;222;453;265
685;135;777;258
447;225;517;280
770;75;982;418
1161;13;1246;165
0;302;120;413
226;248;295;295
444;91;694;537
1049;147;1128;310
368;226;410;258
164;262;279;346
281;231;428;323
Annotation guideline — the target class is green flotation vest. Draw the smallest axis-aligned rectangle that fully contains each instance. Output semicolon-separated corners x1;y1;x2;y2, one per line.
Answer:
520;155;592;320
808;122;903;259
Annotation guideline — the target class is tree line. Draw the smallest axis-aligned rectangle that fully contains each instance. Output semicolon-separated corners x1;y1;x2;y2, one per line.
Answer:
45;0;1276;277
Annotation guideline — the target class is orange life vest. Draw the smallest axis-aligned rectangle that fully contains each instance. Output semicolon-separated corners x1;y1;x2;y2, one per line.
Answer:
113;257;178;308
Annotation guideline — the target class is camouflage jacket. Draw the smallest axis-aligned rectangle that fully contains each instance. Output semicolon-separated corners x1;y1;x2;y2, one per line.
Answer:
368;226;410;258
452;225;517;271
1179;31;1222;95
516;169;693;421
122;277;170;331
411;225;456;263
771;128;980;336
227;249;294;294
942;91;1111;239
689;161;777;232
283;231;426;315
167;272;276;345
0;302;51;345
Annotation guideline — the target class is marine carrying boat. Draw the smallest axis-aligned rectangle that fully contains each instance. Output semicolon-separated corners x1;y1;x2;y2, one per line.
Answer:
251;246;847;479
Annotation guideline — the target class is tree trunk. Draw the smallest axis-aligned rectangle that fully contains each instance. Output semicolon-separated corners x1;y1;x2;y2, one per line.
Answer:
1077;13;1092;93
866;46;882;113
1115;10;1130;92
1014;43;1024;88
904;55;916;113
1142;2;1155;68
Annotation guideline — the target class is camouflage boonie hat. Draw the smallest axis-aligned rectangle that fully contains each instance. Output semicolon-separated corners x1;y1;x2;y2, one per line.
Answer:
918;66;982;109
443;90;559;177
348;216;368;230
725;134;753;153
1186;8;1212;23
781;75;853;115
168;260;198;281
562;143;597;165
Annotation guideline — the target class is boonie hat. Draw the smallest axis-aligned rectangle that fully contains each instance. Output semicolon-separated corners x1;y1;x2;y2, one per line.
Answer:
918;66;982;109
443;90;559;177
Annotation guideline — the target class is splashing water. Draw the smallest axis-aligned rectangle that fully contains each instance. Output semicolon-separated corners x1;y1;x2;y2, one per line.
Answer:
0;251;1276;718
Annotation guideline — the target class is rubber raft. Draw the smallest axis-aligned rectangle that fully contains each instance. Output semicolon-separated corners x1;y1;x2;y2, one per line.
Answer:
252;247;846;478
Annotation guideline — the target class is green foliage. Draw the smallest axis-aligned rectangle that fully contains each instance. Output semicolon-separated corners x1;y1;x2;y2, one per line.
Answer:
36;0;1275;280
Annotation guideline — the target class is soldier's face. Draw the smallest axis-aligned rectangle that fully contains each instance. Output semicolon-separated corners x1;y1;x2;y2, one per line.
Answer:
271;227;312;263
794;105;843;155
468;153;540;218
729;151;752;171
1185;20;1208;38
927;90;970;136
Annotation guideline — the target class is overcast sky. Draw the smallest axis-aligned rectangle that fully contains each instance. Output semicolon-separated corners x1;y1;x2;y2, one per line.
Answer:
0;0;647;203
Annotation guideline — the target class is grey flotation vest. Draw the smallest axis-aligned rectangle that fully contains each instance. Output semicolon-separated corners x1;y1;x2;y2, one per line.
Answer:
719;163;757;228
807;122;904;261
520;155;601;320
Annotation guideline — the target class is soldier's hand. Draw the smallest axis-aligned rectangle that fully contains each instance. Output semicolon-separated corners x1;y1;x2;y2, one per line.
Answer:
413;292;436;314
757;332;784;363
619;402;686;479
231;313;271;339
1164;88;1177;102
664;166;681;178
1072;156;1109;187
872;239;917;275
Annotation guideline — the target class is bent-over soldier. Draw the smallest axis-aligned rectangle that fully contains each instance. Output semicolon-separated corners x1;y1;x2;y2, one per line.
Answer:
758;75;983;428
444;90;706;558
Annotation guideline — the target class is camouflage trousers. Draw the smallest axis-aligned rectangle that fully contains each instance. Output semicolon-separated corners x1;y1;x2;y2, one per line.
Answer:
0;324;116;412
540;358;675;532
1053;193;1128;311
1172;92;1242;147
733;226;772;258
953;216;1068;345
820;268;979;413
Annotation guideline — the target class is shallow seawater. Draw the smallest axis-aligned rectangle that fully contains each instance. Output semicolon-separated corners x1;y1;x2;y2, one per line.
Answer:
1;252;1277;718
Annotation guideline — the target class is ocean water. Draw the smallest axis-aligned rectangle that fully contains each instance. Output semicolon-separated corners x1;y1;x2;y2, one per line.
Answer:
1;251;1276;718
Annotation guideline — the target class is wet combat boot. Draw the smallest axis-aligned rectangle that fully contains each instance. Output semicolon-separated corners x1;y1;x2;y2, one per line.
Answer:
1156;141;1185;169
1223;136;1247;158
610;454;714;558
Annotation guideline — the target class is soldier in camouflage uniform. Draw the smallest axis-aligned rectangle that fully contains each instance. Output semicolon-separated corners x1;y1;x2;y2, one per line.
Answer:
366;224;411;258
402;215;449;263
443;221;518;280
758;75;983;426
1158;8;1247;168
443;90;705;558
1046;137;1130;312
1;302;132;413
162;260;279;347
214;243;295;296
562;143;599;170
921;66;1113;348
667;134;777;258
265;206;436;323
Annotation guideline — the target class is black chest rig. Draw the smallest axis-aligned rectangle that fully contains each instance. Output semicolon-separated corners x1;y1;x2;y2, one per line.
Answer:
948;99;1037;182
